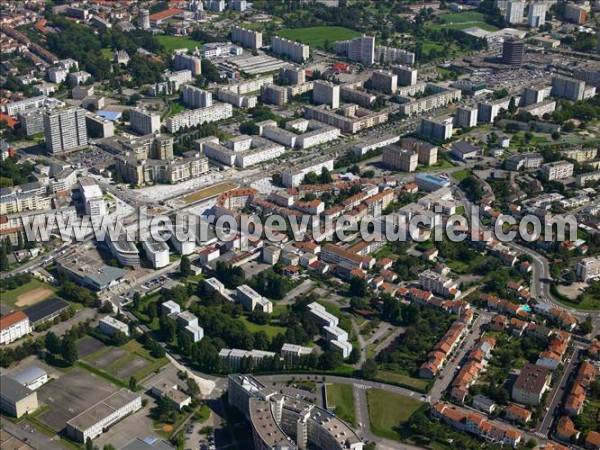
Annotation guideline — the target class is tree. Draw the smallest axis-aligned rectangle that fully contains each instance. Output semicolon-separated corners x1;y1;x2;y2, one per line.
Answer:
318;350;343;370
186;377;200;398
132;292;142;310
45;332;61;354
580;315;593;335
61;333;78;365
180;255;191;277
552;131;561;140
361;358;378;379
85;438;94;450
349;276;368;298
0;246;9;271
129;376;137;391
508;97;517;114
562;121;575;132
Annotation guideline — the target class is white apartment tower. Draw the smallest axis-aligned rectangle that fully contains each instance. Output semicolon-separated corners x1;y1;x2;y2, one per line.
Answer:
506;1;525;24
182;85;213;108
528;1;547;27
312;80;340;108
44;107;87;154
129;108;161;135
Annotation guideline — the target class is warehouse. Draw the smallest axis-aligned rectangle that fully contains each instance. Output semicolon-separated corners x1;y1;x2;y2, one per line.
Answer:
0;375;39;417
66;389;142;442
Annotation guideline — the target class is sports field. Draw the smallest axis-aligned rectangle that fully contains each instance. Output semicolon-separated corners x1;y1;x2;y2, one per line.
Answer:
2;279;57;309
275;26;362;49
156;35;201;52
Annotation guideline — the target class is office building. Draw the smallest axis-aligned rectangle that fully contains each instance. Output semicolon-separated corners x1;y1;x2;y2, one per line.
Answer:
106;233;140;267
129;108;161;135
335;35;375;65
371;70;398;94
182;85;213;108
420;117;453;141
166;103;233;133
392;65;418;86
271;36;309;63
231;26;262;50
540;160;574;180
79;178;106;217
0;311;31;345
502;39;524;66
173;53;202;76
506;1;525;24
139;9;150;29
143;239;170;269
0;376;38;418
66;389;142;442
576;257;600;282
527;1;547;27
455;105;478;128
44;107;88;154
382;145;418;172
312;80;340;108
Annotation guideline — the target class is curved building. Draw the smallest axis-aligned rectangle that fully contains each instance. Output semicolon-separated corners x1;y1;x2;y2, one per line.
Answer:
229;374;363;450
105;233;140;267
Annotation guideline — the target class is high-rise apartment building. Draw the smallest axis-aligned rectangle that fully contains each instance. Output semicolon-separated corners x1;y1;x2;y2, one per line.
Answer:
129;108;161;135
392;65;418;86
43;108;87;154
312;80;340;108
335;36;375;65
182;85;213;108
527;1;547;27
506;1;525;24
502;39;524;66
455;106;478;128
271;36;309;63
420;117;453;141
231;26;262;50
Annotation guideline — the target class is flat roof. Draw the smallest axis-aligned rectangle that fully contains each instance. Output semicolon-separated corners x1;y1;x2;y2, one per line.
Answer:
67;388;140;432
8;365;47;387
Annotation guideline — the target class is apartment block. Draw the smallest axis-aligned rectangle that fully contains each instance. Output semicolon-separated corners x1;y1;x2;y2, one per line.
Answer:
576;256;600;282
552;76;587;101
420;117;453;141
506;1;525;24
371;70;398;94
231;26;262;50
512;363;551;405
271;36;309;63
455;105;478;128
335;35;375;65
527;1;547;27
173;52;202;76
401;138;438;166
312;80;340;108
540;160;574;180
304;104;388;134
382;145;418;172
392;65;418;86
43;107;88;154
129;108;161;135
182;85;213;108
478;97;511;123
165;103;232;133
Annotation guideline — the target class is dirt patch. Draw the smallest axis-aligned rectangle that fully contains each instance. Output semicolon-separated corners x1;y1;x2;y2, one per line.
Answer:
110;356;149;379
182;182;237;204
76;336;106;359
15;287;53;307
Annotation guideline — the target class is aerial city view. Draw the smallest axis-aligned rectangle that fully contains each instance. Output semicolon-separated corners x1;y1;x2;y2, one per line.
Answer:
1;0;600;449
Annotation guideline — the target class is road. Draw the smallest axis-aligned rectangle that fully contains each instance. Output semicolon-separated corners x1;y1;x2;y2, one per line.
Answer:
429;313;488;403
538;348;581;436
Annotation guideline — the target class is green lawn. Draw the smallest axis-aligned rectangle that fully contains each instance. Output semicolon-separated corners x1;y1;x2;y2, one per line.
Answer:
439;11;487;23
1;279;59;309
238;316;287;338
367;389;423;441
156;35;201;52
417;159;454;172
275;26;361;49
374;371;430;392
451;169;470;182
326;384;355;426
101;48;113;60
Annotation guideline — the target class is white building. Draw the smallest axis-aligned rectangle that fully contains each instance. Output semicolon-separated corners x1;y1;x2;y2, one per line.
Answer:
66;389;142;442
129;108;161;135
182;85;213;108
540;160;574;180
0;312;31;345
335;35;375;65
271;36;309;63
576;256;600;282
281;343;313;359
79;178;106;217
506;1;525;24
8;365;48;391
393;65;418;86
166;103;233;133
330;339;353;358
236;285;273;313
99;316;130;337
371;71;398;94
173;53;202;76
44;107;88;154
527;1;547;27
231;26;262;50
313;80;340;108
420;117;453;141
455;106;478;128
219;348;277;369
282;157;334;187
142;239;170;269
307;302;339;328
